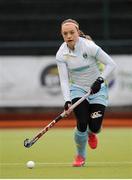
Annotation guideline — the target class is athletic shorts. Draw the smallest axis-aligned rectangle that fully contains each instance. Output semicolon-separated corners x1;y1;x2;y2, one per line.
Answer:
70;83;108;107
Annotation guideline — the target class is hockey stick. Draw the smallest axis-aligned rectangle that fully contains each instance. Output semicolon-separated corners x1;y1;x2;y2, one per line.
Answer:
24;89;91;148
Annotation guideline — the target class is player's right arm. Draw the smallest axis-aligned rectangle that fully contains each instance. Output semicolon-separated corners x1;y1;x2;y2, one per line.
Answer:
56;53;72;116
56;49;71;103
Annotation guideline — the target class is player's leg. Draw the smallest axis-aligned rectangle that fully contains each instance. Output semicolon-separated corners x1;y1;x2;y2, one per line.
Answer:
88;104;106;149
87;83;108;149
72;98;90;166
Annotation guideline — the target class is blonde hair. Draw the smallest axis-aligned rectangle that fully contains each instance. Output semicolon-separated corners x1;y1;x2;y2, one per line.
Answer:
61;19;92;41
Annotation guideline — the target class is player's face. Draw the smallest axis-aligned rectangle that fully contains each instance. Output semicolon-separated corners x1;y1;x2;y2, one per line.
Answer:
61;24;79;50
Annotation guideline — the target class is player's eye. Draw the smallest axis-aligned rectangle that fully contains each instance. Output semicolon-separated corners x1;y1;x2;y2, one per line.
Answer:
70;31;75;35
63;32;68;36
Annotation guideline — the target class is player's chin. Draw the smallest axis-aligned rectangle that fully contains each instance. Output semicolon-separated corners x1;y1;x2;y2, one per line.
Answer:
67;41;75;49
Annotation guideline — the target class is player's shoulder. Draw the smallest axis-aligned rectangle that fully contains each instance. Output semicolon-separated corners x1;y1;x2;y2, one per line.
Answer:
56;42;67;59
79;37;100;56
79;37;97;48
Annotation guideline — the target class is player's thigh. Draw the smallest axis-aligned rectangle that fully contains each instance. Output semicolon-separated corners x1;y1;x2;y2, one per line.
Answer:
72;98;90;132
88;104;106;133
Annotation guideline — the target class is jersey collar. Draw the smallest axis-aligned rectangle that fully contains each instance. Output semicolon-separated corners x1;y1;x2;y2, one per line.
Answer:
63;37;81;56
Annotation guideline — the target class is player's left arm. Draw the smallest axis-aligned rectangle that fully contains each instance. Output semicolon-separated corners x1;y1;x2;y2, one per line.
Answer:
89;42;117;94
88;41;117;80
95;48;117;80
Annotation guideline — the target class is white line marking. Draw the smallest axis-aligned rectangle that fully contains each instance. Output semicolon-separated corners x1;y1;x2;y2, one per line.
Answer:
0;161;132;166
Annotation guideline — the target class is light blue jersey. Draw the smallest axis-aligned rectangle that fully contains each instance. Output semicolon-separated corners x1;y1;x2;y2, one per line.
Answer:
56;37;116;102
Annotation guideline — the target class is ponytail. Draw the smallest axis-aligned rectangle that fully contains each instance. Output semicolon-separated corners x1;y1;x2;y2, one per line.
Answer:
79;30;93;41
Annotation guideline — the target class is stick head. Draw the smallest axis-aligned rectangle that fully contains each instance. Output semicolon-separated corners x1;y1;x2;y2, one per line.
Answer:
24;138;32;148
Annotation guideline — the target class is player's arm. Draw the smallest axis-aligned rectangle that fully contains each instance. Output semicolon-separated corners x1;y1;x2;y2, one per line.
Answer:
56;60;72;114
89;42;117;94
95;48;117;80
56;59;71;101
89;41;117;80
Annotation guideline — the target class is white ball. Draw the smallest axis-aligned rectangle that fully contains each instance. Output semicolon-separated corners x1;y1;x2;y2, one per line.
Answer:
26;161;35;169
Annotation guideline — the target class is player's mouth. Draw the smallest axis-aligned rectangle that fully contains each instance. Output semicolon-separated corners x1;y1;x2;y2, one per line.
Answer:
67;40;73;43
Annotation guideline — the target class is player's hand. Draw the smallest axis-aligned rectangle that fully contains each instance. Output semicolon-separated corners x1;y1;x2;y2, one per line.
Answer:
91;77;104;94
64;101;72;117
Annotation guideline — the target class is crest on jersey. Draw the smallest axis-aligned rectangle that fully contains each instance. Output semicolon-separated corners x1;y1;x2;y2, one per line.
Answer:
83;52;88;59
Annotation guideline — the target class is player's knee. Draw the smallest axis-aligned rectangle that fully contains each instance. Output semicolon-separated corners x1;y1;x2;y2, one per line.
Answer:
89;126;101;134
89;119;102;133
77;123;87;132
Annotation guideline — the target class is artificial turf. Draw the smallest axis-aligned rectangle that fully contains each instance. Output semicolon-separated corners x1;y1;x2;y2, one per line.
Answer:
0;127;132;178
